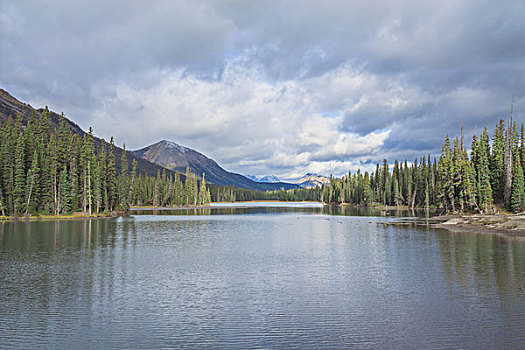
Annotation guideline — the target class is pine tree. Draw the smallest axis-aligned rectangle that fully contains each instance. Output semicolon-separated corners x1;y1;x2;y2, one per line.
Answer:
128;159;137;207
174;171;184;205
491;120;505;203
184;167;192;205
521;123;525;171
24;149;40;215
153;170;161;207
83;128;96;215
198;173;207;205
119;144;129;209
363;171;372;205
424;179;430;209
438;135;454;212
107;137;117;211
93;144;102;214
478;127;493;212
13;129;26;216
60;165;72;214
98;140;108;212
0;185;5;216
503;111;514;206
510;153;525;212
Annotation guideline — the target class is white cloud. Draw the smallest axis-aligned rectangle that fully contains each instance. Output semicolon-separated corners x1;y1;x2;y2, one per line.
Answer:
2;0;525;179
83;57;399;178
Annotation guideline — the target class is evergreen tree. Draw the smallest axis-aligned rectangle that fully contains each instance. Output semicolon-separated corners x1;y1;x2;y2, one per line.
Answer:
119;144;129;209
25;149;40;215
438;135;454;212
491;120;505;203
13;130;26;215
60;165;72;214
174;171;184;205
128;159;138;207
511;153;525;212
153;169;161;207
107;137;117;211
198;173;207;205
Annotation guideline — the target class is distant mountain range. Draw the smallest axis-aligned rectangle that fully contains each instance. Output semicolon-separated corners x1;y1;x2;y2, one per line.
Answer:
244;175;281;183
294;173;331;189
246;173;331;188
133;140;299;191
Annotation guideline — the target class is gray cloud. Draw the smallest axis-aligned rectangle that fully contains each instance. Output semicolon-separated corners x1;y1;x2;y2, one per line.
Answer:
1;0;525;179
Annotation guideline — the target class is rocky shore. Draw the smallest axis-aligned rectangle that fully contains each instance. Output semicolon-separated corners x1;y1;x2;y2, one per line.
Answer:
384;214;525;236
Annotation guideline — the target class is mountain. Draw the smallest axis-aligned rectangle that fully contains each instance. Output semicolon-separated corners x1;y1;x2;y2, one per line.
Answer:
295;173;331;189
0;88;173;178
245;175;281;183
244;175;259;182
133;140;299;191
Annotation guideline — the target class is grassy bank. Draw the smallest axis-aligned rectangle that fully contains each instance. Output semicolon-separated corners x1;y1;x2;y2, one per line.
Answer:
0;212;118;223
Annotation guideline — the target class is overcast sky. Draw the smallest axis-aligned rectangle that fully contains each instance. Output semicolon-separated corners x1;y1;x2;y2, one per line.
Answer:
1;0;524;179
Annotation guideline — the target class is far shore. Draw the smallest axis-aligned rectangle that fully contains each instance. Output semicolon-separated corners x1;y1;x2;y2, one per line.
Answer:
130;204;214;210
131;200;324;210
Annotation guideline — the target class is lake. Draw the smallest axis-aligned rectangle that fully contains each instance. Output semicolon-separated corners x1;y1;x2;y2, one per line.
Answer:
1;202;525;349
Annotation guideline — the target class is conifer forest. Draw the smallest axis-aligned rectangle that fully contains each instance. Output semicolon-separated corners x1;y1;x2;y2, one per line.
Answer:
211;117;525;214
1;107;524;217
0;110;211;217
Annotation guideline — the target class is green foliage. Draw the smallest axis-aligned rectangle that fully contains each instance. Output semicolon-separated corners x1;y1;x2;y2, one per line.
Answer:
209;118;524;215
0;109;519;215
0;115;214;216
511;153;525;212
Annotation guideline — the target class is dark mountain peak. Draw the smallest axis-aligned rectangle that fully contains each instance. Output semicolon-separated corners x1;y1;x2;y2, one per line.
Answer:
133;139;216;174
140;139;203;157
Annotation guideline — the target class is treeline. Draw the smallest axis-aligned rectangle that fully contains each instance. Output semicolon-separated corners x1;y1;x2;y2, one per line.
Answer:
324;118;525;213
137;167;211;208
209;117;525;215
0;112;211;217
209;185;322;202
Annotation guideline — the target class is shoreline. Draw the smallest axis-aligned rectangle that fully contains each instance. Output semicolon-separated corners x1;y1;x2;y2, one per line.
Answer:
386;213;525;237
0;212;118;223
3;203;525;237
434;214;525;236
131;205;214;210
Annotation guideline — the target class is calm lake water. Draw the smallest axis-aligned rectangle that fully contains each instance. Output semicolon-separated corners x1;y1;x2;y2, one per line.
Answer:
1;202;525;349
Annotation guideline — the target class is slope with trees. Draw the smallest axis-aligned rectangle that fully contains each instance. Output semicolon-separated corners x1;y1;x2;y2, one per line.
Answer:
0;113;211;218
